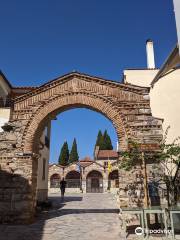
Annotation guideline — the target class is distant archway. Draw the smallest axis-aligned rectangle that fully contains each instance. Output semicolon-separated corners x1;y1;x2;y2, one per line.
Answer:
108;170;119;189
50;173;61;188
65;171;80;188
86;170;103;193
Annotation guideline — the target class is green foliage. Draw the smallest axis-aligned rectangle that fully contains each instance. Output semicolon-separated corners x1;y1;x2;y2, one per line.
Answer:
156;128;180;206
95;129;113;150
119;126;180;206
103;130;113;150
69;138;79;163
119;141;142;170
95;130;103;149
58;141;69;166
155;126;180;175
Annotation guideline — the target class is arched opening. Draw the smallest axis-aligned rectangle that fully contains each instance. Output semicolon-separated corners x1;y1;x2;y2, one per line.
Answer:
35;106;119;201
19;94;127;217
22;94;128;154
50;174;61;188
50;108;118;162
108;170;119;190
86;170;103;193
65;171;81;188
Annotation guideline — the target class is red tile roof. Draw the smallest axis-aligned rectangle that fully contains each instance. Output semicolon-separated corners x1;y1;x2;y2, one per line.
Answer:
79;156;94;167
80;156;93;162
97;150;118;159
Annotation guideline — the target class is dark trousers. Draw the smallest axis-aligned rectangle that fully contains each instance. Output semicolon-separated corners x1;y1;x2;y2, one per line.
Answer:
61;188;65;197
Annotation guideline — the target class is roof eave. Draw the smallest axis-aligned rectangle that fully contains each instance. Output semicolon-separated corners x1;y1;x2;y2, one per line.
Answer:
0;70;12;89
151;44;180;87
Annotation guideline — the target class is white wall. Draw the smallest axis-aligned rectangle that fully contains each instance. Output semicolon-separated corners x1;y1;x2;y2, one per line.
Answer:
124;69;180;143
0;108;10;132
173;0;180;51
150;69;180;143
0;75;11;131
36;121;51;201
124;69;158;87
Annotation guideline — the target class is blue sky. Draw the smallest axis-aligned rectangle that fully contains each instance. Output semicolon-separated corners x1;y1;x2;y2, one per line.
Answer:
0;0;177;162
50;109;117;162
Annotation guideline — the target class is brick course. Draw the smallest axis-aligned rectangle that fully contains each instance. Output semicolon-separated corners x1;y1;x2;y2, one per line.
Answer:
0;72;163;223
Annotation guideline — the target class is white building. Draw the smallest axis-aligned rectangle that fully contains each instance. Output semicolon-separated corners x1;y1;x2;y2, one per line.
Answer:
0;72;51;202
124;39;180;144
173;0;180;50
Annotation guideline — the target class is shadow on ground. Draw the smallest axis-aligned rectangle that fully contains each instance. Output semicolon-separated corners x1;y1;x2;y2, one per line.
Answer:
39;208;120;221
0;169;46;240
0;191;120;240
49;195;83;203
39;195;119;221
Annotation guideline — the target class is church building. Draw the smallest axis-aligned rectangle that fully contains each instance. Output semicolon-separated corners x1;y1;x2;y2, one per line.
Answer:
49;147;119;194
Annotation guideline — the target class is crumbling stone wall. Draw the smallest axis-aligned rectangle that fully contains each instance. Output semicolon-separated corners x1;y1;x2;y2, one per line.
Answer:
0;156;37;223
118;161;167;208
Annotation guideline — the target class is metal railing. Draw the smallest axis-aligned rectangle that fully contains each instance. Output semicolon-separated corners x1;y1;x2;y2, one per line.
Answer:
66;179;81;188
50;179;60;188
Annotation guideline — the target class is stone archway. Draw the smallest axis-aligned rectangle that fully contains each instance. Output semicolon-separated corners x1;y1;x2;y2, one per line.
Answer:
50;174;61;188
0;72;162;223
9;72;162;155
108;170;119;189
86;170;103;193
22;94;128;153
65;171;81;189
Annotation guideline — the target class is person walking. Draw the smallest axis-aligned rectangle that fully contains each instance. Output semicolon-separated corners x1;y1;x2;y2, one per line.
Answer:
60;177;66;200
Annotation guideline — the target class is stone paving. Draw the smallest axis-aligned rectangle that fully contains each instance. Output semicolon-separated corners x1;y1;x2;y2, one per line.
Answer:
0;193;124;240
0;192;179;240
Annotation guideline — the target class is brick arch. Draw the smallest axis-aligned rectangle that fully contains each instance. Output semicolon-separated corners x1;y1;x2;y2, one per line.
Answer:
63;163;79;175
50;173;61;180
0;72;163;223
65;171;80;179
108;169;119;180
86;170;104;179
85;168;105;179
48;165;63;180
49;173;61;188
22;93;129;153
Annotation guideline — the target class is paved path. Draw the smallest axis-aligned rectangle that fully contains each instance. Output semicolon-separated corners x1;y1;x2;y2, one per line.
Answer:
0;193;124;240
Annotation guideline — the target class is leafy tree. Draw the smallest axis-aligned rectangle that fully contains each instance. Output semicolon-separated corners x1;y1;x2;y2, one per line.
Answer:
119;140;155;207
119;140;141;170
103;130;113;150
119;127;180;206
155;127;180;206
69;138;79;163
58;141;69;166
